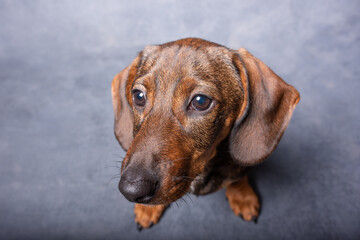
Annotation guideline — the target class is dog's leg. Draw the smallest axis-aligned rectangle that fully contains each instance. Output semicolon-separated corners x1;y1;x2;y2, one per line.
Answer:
134;203;168;230
225;176;260;222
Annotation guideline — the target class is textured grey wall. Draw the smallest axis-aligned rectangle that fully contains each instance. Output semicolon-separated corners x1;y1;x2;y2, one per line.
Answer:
0;0;359;239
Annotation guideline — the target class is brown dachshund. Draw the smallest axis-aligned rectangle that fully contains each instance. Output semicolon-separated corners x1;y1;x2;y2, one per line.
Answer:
111;38;300;230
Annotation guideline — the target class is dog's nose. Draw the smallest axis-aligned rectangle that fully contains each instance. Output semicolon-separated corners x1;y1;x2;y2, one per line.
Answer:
118;170;157;203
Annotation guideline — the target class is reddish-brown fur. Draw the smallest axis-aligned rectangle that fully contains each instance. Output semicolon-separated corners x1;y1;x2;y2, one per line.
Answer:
111;38;300;229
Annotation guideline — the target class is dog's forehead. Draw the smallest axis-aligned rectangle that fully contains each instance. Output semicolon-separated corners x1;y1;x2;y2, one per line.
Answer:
143;43;231;66
139;43;234;87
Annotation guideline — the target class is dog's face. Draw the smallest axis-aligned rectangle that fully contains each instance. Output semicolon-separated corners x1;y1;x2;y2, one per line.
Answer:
112;38;300;205
120;41;244;204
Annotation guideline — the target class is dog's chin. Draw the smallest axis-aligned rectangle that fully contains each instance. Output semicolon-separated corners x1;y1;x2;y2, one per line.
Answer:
143;182;191;205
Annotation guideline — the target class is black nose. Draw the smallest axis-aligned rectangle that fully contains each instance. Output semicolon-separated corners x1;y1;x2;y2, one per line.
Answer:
118;169;157;203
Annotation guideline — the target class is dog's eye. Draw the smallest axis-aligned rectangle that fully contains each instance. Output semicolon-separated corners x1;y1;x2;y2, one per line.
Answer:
190;94;212;111
132;90;146;107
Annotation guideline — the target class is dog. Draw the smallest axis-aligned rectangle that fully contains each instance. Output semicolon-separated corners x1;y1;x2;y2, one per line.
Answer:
111;38;300;230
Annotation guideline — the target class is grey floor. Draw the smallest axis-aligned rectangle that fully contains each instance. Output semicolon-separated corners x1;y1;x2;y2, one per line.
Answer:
1;0;359;239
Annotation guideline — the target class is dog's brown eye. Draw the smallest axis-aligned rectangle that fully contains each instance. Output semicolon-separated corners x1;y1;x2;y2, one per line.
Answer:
132;90;146;107
190;94;212;111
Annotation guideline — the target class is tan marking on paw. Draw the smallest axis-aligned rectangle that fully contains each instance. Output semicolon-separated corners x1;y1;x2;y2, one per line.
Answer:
134;204;167;229
225;177;260;221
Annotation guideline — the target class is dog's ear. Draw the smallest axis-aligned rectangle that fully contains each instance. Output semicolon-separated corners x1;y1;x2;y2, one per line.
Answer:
111;56;140;151
230;48;300;166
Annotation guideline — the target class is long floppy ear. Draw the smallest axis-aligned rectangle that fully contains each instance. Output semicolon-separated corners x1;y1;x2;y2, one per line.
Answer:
111;57;140;151
230;48;300;166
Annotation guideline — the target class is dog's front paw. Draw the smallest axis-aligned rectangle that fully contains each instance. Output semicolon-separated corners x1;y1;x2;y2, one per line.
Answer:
134;204;168;230
225;177;260;222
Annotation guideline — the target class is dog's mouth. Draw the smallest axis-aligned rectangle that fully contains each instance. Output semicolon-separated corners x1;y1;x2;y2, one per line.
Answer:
118;150;201;204
148;179;191;205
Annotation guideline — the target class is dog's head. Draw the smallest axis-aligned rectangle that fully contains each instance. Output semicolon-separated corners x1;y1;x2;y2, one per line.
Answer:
112;38;299;204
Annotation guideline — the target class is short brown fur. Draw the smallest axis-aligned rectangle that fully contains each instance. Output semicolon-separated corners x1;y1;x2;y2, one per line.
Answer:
111;38;300;229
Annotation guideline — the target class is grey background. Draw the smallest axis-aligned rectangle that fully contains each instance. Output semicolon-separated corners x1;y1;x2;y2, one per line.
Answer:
0;0;359;239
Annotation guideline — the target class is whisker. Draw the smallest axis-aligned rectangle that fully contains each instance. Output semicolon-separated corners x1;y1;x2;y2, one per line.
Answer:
160;192;179;208
107;174;121;186
104;165;121;169
186;194;194;204
179;197;189;208
175;176;197;180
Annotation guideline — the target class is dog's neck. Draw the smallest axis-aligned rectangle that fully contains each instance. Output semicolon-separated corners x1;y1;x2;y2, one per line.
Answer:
189;138;249;195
